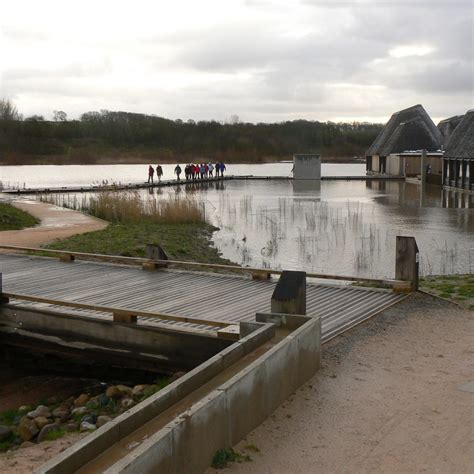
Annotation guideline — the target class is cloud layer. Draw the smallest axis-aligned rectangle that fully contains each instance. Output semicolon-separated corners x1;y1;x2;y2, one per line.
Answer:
0;0;472;123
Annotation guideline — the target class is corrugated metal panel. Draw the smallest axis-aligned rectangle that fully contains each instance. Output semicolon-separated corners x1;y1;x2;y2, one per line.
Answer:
0;254;406;339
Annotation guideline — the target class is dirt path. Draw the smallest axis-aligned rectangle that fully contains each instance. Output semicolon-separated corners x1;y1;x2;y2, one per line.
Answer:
208;293;473;474
0;197;107;247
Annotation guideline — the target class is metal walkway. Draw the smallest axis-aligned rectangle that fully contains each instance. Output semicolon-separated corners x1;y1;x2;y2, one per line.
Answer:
0;253;406;342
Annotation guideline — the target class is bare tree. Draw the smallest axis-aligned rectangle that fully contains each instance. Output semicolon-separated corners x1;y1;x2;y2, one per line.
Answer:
0;98;22;121
53;110;68;122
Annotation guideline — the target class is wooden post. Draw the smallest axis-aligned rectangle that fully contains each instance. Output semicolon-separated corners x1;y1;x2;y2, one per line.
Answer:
113;311;137;324
395;236;419;292
0;273;9;304
271;271;306;315
143;244;168;271
59;254;75;263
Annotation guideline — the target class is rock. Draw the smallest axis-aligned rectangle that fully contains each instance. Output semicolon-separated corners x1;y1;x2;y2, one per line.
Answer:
18;405;31;414
37;423;60;443
169;371;186;383
52;408;70;421
97;393;109;406
20;441;35;449
18;419;39;441
46;395;59;405
74;394;90;407
0;425;12;441
116;385;133;396
80;422;97;432
132;384;150;397
96;415;112;428
27;405;51;419
81;415;95;425
66;422;79;432
71;407;88;416
105;386;122;399
121;398;135;409
34;416;51;430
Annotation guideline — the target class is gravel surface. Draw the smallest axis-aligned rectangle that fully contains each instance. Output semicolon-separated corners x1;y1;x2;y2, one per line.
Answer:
208;293;473;474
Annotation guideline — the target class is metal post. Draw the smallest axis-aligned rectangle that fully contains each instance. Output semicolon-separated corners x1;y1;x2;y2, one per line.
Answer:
395;236;419;292
271;271;306;315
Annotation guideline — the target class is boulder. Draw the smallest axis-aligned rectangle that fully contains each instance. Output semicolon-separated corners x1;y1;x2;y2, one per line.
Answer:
71;407;88;416
121;398;135;409
52;408;70;421
132;384;150;397
27;405;51;419
37;423;60;443
18;405;31;414
80;422;97;432
74;394;90;407
116;385;133;396
18;419;39;441
81;415;95;425
34;417;51;430
96;394;109;406
66;422;79;432
105;386;122;399
0;425;12;441
96;415;112;428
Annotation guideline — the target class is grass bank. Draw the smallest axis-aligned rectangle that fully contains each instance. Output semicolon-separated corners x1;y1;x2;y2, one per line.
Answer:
420;275;474;310
0;203;38;231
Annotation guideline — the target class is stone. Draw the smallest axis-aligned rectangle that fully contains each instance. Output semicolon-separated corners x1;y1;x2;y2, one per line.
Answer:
34;416;51;430
37;423;60;443
0;425;12;441
105;386;122;399
121;398;135;409
96;415;112;428
96;394;109;406
20;441;35;449
46;395;59;405
74;394;90;407
18;419;39;441
81;415;95;425
169;371;186;383
116;385;133;396
132;384;150;397
71;407;88;416
27;405;51;419
66;422;79;432
52;408;70;421
80;422;96;432
18;405;31;414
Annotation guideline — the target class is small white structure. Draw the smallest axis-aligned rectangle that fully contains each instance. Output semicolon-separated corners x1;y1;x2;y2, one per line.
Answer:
293;154;321;180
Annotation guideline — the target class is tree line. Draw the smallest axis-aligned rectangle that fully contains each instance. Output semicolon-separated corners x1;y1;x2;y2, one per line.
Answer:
0;99;382;164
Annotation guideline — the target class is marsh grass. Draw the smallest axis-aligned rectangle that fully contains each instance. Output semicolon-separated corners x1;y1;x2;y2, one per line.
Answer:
0;203;38;230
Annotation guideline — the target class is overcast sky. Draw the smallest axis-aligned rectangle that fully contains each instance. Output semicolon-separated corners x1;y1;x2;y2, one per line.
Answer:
0;0;472;124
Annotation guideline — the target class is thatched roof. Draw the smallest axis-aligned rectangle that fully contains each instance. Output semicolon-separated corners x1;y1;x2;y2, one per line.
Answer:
367;104;442;156
443;110;474;159
437;115;464;145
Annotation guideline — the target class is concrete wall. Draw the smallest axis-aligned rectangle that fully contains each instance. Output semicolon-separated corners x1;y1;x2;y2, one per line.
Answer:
37;322;276;474
0;305;231;372
107;314;321;474
293;154;321;180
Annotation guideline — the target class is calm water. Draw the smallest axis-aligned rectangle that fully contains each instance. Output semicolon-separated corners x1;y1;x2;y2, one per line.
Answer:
0;162;364;189
1;163;473;278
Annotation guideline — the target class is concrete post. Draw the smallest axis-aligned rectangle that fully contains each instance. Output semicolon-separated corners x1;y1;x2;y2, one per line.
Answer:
271;271;306;315
143;244;168;270
395;236;419;292
0;273;9;304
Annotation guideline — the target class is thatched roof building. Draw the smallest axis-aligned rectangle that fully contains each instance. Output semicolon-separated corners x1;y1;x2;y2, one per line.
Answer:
366;104;442;157
443;110;474;159
437;115;464;145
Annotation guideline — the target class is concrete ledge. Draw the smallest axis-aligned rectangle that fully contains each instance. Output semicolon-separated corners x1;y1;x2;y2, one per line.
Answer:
104;316;321;473
37;323;275;474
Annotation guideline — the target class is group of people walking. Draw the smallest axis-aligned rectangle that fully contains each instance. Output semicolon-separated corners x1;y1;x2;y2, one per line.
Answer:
147;163;226;183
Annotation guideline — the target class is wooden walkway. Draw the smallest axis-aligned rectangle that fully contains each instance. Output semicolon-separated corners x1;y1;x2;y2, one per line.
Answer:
1;174;404;195
0;254;406;342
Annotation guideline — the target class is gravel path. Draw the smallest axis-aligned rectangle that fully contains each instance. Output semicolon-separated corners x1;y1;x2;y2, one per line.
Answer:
0;197;107;247
208;293;473;474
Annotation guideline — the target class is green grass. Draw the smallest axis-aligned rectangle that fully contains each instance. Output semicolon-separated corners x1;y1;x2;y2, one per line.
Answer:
0;409;21;426
45;222;233;265
211;448;251;469
44;428;66;441
0;203;38;231
420;275;474;309
0;433;20;453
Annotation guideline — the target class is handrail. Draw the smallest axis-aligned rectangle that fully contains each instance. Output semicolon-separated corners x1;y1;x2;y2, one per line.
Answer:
1;291;230;328
0;244;406;287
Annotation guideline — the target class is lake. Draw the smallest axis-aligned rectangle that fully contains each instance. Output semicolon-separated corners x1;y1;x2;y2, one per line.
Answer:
1;163;473;279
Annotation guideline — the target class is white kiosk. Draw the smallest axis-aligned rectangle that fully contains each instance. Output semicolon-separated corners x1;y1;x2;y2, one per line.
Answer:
293;154;321;180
